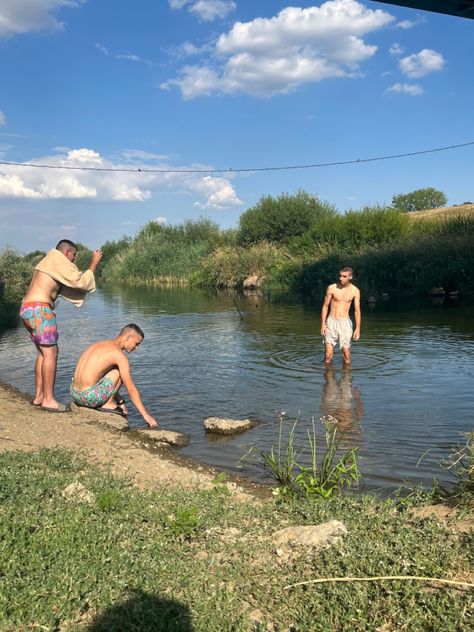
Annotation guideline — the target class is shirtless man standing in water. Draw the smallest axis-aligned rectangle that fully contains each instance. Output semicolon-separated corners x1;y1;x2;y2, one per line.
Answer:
321;266;361;366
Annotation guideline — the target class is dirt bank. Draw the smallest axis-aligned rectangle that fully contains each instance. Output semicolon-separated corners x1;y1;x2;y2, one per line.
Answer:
0;382;268;500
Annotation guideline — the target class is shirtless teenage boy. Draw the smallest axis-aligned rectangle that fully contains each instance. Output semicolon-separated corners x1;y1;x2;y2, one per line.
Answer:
70;324;158;428
20;240;102;412
320;266;361;365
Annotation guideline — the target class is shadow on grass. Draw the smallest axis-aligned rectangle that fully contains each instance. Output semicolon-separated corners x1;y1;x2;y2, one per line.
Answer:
88;589;194;632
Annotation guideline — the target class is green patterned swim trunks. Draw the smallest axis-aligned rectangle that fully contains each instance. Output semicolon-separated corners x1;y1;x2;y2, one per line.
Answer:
70;376;118;408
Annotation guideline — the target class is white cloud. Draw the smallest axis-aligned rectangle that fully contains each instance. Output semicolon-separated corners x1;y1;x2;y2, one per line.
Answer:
399;49;444;78
0;111;5;126
386;82;424;96
163;0;395;99
396;19;416;29
0;147;243;209
169;0;236;22
389;43;404;56
95;42;108;55
153;216;167;224
0;0;85;39
193;176;242;208
116;52;151;65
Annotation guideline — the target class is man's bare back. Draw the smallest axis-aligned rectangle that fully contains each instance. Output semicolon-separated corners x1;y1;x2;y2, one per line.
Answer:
22;270;61;306
73;339;125;391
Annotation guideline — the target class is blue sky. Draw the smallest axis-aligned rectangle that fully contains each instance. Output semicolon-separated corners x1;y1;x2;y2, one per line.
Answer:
0;0;473;252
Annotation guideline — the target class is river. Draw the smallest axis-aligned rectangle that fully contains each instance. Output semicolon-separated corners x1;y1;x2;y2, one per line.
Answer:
1;285;473;493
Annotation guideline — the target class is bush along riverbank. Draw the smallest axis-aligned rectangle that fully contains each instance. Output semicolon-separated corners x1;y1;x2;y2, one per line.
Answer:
2;195;474;306
95;195;474;298
0;444;473;631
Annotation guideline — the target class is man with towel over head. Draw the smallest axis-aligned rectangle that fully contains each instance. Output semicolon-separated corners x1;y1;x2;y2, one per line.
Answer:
20;239;102;412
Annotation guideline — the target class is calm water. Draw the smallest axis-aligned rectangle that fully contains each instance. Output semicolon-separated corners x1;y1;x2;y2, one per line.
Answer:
1;286;473;493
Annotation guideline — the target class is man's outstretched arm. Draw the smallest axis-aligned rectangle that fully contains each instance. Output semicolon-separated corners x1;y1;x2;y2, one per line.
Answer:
117;355;158;428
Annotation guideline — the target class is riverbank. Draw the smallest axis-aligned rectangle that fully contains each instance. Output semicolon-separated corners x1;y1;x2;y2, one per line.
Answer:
0;382;473;630
0;382;266;499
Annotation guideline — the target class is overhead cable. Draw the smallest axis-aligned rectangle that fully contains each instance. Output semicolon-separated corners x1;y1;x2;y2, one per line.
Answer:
0;140;472;174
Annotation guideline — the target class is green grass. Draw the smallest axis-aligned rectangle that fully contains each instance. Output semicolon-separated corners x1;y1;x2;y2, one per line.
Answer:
0;449;472;631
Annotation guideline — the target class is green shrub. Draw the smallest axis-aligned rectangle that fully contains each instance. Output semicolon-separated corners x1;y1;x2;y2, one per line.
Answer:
238;190;337;245
392;187;448;212
290;205;411;254
0;248;33;303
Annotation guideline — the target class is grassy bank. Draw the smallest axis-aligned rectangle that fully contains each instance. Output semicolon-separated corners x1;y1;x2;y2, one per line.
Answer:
0;448;472;631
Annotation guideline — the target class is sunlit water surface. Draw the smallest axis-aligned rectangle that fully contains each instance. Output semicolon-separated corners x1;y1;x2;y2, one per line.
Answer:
1;286;473;493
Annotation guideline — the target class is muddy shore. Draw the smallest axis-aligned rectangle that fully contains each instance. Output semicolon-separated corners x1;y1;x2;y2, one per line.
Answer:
0;382;271;500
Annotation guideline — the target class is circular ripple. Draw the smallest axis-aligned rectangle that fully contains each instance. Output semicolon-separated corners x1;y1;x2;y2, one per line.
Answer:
269;348;395;373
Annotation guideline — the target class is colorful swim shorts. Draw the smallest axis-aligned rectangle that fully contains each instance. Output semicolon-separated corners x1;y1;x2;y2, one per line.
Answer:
19;302;58;346
70;376;118;409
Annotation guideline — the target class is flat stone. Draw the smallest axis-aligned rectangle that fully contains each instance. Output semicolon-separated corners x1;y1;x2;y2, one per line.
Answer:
273;520;347;559
204;417;257;435
136;428;190;447
70;402;128;430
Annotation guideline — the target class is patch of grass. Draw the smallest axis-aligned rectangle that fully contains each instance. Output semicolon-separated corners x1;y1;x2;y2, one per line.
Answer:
0;448;472;631
246;417;360;500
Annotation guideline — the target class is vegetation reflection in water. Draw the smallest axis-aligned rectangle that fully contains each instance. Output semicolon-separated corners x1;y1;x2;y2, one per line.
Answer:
0;284;473;493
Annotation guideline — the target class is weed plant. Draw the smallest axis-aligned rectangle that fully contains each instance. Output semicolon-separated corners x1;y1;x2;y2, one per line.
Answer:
247;416;360;499
0;448;472;631
443;431;474;502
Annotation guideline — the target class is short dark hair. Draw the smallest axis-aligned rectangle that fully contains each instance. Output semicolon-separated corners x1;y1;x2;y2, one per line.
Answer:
120;323;144;339
340;266;353;275
56;239;77;253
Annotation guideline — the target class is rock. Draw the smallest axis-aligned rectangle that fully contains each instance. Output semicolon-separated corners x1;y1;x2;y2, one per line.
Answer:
70;402;128;430
61;481;95;504
204;417;257;435
429;287;445;296
273;520;347;559
136;428;190;447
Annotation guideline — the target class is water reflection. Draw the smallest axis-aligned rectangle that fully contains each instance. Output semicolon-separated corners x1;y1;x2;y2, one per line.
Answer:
321;367;363;448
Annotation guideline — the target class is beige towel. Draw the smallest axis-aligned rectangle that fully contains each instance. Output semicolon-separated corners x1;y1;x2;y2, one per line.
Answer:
35;249;96;307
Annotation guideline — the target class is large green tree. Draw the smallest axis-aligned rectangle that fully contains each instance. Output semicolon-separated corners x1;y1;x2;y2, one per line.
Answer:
238;190;336;244
392;187;447;212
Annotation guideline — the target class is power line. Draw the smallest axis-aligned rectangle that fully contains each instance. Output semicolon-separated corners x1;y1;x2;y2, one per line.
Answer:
0;140;472;174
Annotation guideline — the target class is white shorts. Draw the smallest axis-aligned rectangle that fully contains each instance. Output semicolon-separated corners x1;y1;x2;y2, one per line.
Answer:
324;316;353;349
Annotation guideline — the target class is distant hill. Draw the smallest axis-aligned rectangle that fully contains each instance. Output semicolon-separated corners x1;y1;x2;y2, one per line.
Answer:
409;203;474;219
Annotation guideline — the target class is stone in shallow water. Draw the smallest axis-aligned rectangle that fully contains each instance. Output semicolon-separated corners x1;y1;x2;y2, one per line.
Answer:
136;428;190;447
204;417;257;435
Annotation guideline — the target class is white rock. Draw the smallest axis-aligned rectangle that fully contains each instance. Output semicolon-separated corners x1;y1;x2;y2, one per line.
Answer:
136;428;190;447
273;520;347;558
61;481;95;504
204;417;257;435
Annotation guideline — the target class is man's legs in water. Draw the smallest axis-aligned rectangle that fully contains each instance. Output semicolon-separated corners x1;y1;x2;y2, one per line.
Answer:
342;346;351;366
324;342;334;365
